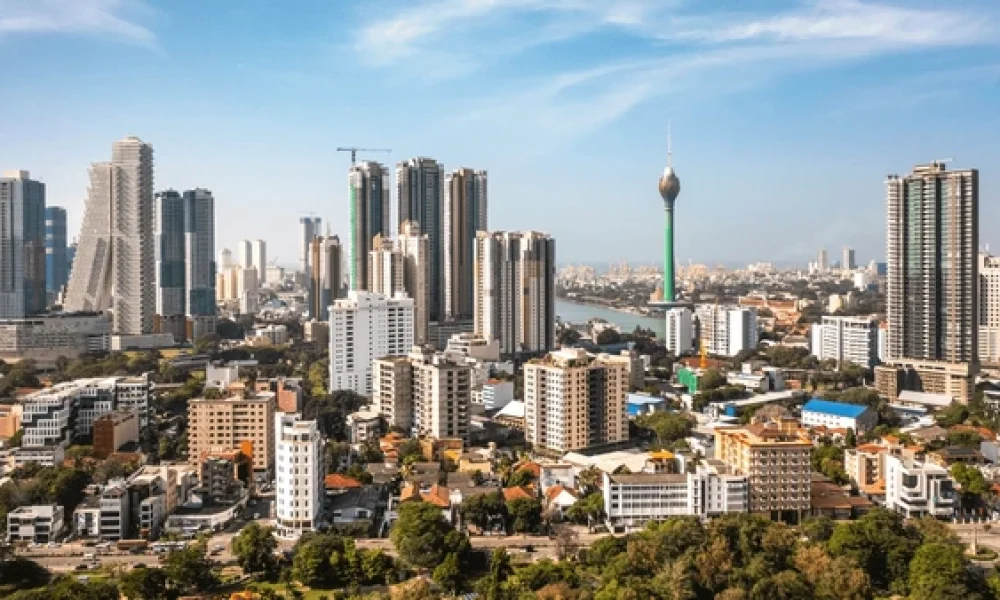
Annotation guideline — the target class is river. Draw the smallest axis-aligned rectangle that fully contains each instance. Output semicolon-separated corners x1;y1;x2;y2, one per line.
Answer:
555;298;665;339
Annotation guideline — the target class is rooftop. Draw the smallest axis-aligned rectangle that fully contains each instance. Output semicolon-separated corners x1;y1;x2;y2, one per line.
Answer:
802;398;870;419
607;473;688;485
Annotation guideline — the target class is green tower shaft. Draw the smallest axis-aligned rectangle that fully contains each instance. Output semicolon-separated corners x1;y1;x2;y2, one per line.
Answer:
664;204;675;303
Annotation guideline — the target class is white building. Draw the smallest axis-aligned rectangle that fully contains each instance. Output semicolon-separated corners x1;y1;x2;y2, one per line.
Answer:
98;484;130;541
445;333;500;361
347;410;381;444
237;267;259;315
883;454;956;518
695;305;758;357
811;316;878;368
980;252;1000;367
6;505;64;543
248;324;288;346
369;222;430;345
251;239;267;285
800;398;877;434
373;347;471;441
329;290;415;395
664;307;693;356
602;460;748;531
474;230;555;356
275;414;324;539
480;379;514;411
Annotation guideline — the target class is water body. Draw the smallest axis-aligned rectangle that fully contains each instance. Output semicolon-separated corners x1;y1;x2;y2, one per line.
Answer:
556;298;665;339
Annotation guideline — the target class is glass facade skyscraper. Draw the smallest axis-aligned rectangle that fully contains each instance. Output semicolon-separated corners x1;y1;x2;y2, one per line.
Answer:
45;206;68;294
0;170;46;317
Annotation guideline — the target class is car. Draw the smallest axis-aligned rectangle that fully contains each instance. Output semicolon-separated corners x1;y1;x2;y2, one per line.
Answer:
253;512;260;519
75;564;89;571
133;563;146;569
212;544;224;552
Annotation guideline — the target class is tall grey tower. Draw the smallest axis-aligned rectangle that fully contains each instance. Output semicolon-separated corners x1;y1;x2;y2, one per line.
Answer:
65;136;155;335
444;168;487;320
877;161;978;404
0;170;46;317
184;188;216;340
299;217;321;275
349;161;391;291
397;157;444;321
154;189;186;340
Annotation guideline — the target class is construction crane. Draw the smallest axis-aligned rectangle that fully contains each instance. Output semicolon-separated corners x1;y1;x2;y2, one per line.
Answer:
336;146;391;164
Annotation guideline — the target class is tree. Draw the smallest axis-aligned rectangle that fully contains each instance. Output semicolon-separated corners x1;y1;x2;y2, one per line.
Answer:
700;368;726;390
461;491;507;531
908;542;982;600
799;516;835;543
557;329;582;347
507;497;543;534
634;411;693;445
936;402;970;427
827;509;917;592
163;543;218;594
391;501;467;569
432;552;463;595
951;463;989;505
507;467;536;488
565;492;604;525
554;525;580;560
119;567;171;600
232;522;279;579
596;329;621;345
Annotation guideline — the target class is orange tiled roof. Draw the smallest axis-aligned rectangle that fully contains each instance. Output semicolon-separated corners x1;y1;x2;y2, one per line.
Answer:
324;474;362;489
515;461;541;478
544;485;578;503
504;486;534;502
950;424;995;439
855;444;884;454
400;483;451;507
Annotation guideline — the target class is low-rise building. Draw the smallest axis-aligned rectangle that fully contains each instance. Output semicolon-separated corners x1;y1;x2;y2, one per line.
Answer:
93;410;140;459
479;379;514;411
627;393;669;417
0;313;110;368
98;484;130;541
800;398;877;435
187;391;276;475
883;454;956;518
6;505;64;543
347;410;382;444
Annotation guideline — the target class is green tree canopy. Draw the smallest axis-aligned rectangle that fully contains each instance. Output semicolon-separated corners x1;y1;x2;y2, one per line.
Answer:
391;501;468;569
232;522;279;579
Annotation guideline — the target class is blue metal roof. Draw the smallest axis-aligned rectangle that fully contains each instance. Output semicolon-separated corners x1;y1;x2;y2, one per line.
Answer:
802;398;869;419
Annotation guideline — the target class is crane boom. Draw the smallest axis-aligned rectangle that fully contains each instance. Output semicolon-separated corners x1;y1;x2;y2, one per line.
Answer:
336;146;392;164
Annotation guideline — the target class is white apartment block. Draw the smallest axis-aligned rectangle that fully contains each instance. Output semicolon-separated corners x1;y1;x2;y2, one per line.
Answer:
474;230;555;356
328;291;414;395
695;305;758;357
524;348;628;453
810;316;878;368
6;505;65;543
373;347;471;440
0;314;110;367
251;239;267;285
884;454;956;518
275;414;324;539
980;252;1000;366
369;224;430;345
20;376;150;449
602;460;748;531
480;379;514;411
664;306;693;356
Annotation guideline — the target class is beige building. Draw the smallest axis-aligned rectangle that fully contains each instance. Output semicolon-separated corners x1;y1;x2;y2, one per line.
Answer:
874;359;974;405
368;222;429;345
714;418;812;519
187;391;276;474
373;347;471;441
524;348;628;453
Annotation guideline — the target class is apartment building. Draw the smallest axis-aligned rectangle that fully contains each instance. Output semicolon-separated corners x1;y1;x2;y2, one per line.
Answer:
524;348;628;453
695;305;758;357
93;410;141;459
99;485;129;541
602;460;748;531
328;290;414;395
844;443;887;494
883;454;956;518
373;347;472;441
714;418;812;519
810;316;879;368
275;414;324;539
6;505;64;543
187;392;277;475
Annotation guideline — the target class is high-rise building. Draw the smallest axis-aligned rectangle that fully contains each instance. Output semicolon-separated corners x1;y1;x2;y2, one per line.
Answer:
218;248;233;270
979;252;1000;367
444;168;487;320
298;217;321;275
877;162;978;404
664;307;693;356
187;391;276;475
154;190;186;341
715;418;812;519
309;235;342;321
373;346;471;441
810;316;878;368
348;161;391;291
236;267;259;315
474;230;555;356
398;158;444;321
817;249;828;272
237;239;253;270
657;134;680;303
694;305;758;357
524;348;628;453
369;222;430;344
842;247;856;271
251;239;266;285
65;137;156;335
328;291;414;395
45;206;68;295
183;189;216;339
274;414;323;539
0;171;46;317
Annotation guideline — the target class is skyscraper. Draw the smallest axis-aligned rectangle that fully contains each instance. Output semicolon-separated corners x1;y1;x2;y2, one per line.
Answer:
45;206;68;295
444;168;487;320
184;189;216;339
65;137;155;335
309;235;342;321
251;239;267;284
154;190;186;341
298;216;321;275
474;230;555;356
817;249;829;272
876;162;978;404
369;222;430;345
237;239;253;270
842;247;856;271
980;252;1000;367
397;157;444;320
348;161;390;291
0;170;46;317
328;291;414;395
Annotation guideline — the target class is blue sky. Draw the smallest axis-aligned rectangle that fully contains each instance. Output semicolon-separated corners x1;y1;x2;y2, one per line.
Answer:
1;0;998;269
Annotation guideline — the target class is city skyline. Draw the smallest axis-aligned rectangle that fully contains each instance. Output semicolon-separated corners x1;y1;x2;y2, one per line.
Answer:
2;1;999;266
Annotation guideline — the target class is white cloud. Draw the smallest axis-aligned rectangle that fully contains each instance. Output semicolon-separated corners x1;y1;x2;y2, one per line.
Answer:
0;0;156;45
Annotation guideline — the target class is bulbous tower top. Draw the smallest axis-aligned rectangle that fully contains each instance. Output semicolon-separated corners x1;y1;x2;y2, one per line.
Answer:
659;167;680;205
